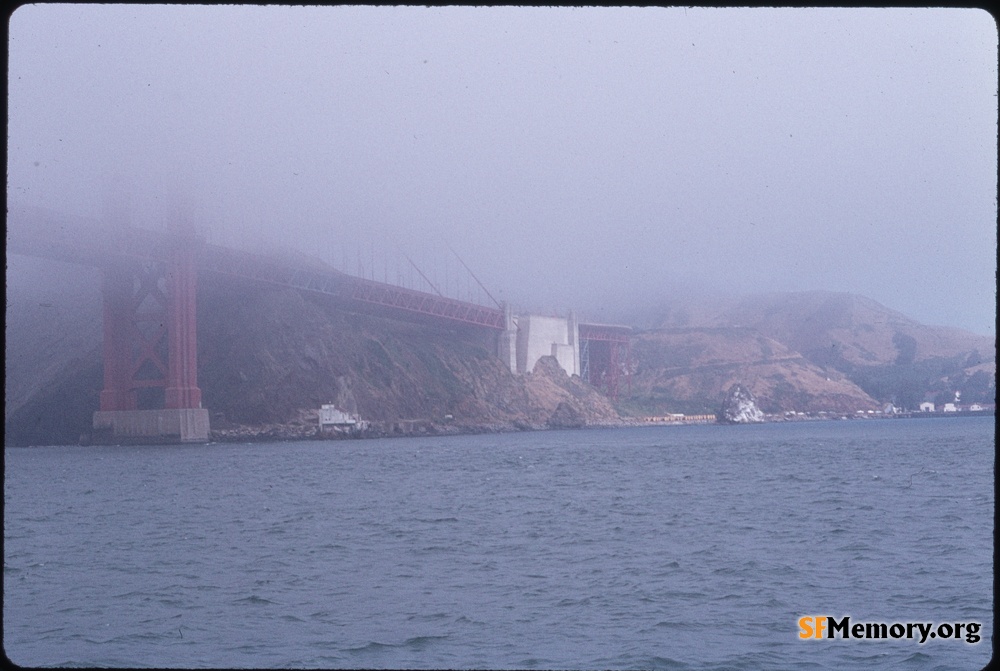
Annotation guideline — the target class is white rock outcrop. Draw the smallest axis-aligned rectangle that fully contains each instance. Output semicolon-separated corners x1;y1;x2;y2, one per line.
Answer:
718;384;765;423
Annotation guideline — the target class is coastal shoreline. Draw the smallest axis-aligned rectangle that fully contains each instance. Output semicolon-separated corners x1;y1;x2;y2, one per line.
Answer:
204;409;994;445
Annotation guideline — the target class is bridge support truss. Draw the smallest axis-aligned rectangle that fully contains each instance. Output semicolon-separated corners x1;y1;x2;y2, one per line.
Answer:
579;324;631;402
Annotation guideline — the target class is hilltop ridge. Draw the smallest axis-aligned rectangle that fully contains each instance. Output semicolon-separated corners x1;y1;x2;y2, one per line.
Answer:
626;290;994;413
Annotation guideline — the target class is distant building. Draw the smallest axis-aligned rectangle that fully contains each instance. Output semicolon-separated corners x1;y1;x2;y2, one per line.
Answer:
319;404;358;427
942;403;958;412
919;402;935;412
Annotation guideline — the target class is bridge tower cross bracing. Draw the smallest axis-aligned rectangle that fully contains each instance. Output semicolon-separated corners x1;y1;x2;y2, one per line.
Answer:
97;245;203;412
93;232;209;443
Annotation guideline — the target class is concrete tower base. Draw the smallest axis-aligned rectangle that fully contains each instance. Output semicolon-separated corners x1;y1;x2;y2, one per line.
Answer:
92;409;210;444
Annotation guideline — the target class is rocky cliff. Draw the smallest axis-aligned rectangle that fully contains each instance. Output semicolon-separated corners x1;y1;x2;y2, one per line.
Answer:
717;384;765;424
197;282;621;435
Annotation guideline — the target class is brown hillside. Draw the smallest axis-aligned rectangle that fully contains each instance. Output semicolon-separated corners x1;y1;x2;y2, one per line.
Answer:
709;291;994;368
629;327;880;415
642;290;995;407
197;284;620;431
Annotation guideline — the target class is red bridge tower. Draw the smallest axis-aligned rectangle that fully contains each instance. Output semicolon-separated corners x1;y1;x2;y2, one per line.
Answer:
92;233;209;443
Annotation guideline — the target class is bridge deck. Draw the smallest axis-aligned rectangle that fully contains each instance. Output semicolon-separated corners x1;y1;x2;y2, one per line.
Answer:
8;205;507;331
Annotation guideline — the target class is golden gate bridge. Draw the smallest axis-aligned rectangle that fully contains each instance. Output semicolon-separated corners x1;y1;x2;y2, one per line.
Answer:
8;205;630;442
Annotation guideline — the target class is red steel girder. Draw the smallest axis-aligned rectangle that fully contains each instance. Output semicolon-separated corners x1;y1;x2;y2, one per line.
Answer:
579;323;631;343
201;245;505;330
349;278;505;330
579;324;632;401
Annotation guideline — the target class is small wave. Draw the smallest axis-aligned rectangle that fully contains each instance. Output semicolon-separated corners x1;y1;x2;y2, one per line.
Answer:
900;651;933;663
230;642;272;653
157;598;187;607
713;650;790;671
233;595;279;605
453;615;487;625
711;593;743;602
654;619;697;630
344;640;398;654
515;656;559;668
47;660;93;668
662;590;707;599
405;611;450;622
836;542;874;552
600;653;688;669
403;634;449;649
119;630;178;642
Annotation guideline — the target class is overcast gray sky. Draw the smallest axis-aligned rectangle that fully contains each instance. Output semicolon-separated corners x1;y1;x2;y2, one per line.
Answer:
8;6;997;334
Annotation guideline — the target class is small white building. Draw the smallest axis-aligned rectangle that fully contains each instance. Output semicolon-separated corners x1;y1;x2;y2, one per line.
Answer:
942;403;958;412
319;404;357;427
919;402;935;412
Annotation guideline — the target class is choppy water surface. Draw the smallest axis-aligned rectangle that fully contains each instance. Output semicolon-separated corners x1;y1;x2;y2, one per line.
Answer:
4;417;993;669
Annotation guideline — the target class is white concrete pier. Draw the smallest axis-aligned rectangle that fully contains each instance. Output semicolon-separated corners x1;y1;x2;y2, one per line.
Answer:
92;409;210;444
513;312;580;376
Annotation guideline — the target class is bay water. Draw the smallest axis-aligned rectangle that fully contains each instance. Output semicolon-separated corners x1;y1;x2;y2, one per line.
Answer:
4;417;993;669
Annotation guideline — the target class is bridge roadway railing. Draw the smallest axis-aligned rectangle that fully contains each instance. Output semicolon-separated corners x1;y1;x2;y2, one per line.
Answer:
200;244;506;330
348;277;506;330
